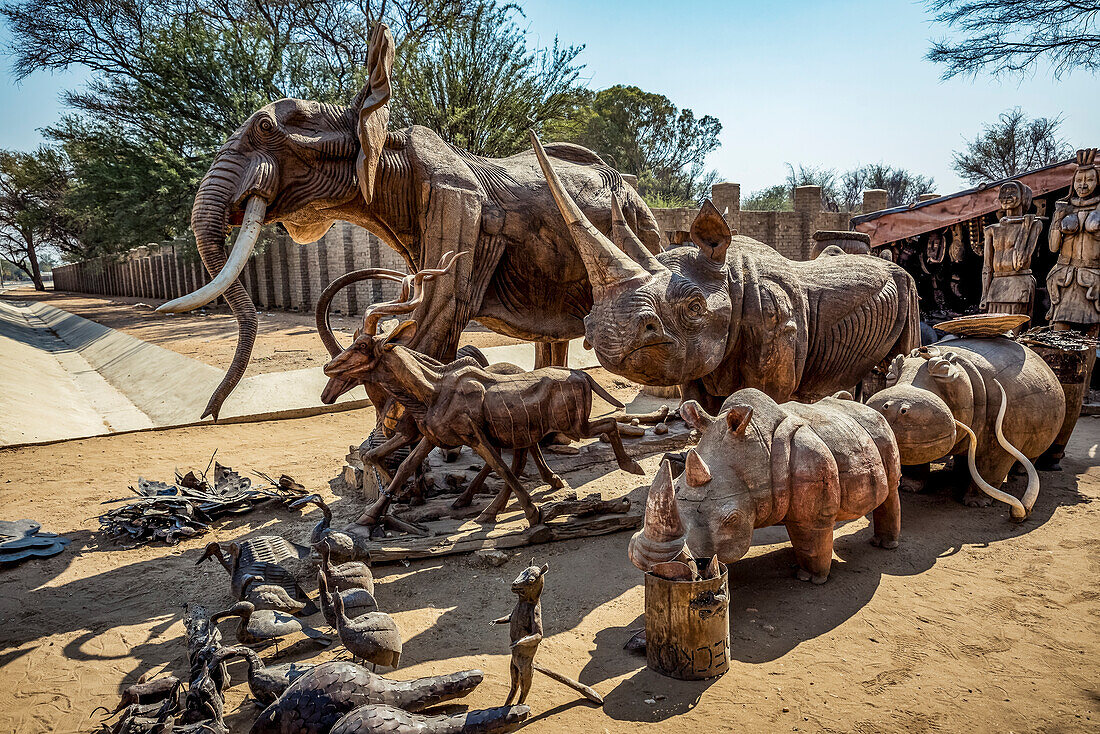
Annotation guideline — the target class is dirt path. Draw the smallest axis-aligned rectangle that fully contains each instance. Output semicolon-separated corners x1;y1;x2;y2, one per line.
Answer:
0;403;1097;733
6;288;526;375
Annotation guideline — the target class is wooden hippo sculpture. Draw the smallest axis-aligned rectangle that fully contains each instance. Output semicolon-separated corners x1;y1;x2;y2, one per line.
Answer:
630;388;901;584
866;338;1064;520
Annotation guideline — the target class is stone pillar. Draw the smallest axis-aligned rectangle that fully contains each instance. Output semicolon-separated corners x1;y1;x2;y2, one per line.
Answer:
863;189;889;213
711;182;740;215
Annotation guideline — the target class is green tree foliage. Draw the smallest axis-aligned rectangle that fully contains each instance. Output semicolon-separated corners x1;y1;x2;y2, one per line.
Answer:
0;147;76;290
545;85;721;207
952;108;1073;185
926;0;1100;79
742;185;793;211
840;164;936;211
0;0;497;255
743;163;934;213
392;3;584;157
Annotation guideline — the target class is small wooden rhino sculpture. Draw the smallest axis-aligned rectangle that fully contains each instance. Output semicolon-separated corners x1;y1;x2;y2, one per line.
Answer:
866;338;1064;520
629;388;901;584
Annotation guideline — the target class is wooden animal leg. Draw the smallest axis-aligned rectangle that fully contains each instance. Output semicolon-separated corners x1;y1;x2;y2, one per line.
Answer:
472;439;541;526
585;417;644;475
517;660;534;704
453;464;492;508
529;444;565;489
505;661;521;706
477;449;528;523
357;438;436;526
785;523;834;584
361;427;417;487
870;485;901;549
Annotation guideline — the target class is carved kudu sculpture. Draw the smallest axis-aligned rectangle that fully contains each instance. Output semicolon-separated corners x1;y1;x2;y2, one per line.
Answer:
155;23;659;421
532;132;922;414
320;255;643;528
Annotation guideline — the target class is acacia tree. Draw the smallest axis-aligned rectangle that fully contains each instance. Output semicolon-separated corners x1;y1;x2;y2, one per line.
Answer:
952;108;1073;184
1;0;486;255
926;0;1100;79
393;3;584;157
0;148;76;291
546;85;722;206
840;164;936;211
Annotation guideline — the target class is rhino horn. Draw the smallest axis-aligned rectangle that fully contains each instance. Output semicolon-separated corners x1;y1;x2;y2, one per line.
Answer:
643;459;686;543
685;449;712;487
531;130;653;298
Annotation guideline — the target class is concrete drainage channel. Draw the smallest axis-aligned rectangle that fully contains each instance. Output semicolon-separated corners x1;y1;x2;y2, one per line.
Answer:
0;298;602;448
0;299;370;447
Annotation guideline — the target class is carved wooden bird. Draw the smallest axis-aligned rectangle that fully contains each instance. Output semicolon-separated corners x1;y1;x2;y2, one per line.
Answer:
318;542;374;594
319;569;378;630
289;494;369;564
210;601;329;648
330;590;401;669
329;704;530;734
241;574;307;615
249;661;485;734
210;645;312;706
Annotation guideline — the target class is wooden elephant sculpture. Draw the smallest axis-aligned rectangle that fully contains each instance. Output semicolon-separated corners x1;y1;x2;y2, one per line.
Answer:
866;338;1065;520
629;388;901;584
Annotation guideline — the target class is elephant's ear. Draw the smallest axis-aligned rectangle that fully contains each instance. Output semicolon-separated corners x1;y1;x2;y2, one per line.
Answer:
354;23;395;205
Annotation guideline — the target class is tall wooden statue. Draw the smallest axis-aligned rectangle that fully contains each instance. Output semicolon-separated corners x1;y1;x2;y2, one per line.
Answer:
1045;148;1100;463
981;180;1043;326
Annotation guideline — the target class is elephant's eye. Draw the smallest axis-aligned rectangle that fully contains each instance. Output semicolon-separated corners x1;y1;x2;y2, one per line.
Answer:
257;117;275;134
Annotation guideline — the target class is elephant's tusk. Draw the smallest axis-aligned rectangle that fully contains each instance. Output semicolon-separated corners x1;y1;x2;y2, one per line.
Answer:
156;196;267;313
989;379;1040;516
954;380;1033;521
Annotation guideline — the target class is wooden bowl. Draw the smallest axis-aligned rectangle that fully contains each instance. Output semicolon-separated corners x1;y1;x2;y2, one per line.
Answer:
935;313;1030;338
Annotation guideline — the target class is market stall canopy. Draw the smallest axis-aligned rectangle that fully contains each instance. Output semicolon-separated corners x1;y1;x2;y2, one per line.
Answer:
851;159;1076;247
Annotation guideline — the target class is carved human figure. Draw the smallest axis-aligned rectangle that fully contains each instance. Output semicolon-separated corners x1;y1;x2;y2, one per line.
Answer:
1044;148;1100;463
981;181;1043;325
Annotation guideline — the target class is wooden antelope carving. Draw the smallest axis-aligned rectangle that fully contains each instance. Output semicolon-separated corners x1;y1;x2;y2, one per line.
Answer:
320;254;644;528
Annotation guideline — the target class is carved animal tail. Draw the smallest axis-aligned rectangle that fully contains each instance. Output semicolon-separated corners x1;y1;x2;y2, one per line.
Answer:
533;663;605;705
954;379;1038;522
583;372;625;409
380;669;485;712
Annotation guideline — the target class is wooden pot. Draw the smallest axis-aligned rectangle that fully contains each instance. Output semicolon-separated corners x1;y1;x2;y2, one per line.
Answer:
644;563;730;680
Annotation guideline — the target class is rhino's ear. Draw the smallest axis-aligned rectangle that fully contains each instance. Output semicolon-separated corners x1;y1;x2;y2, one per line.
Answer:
680;400;715;433
725;405;753;437
354;23;395;205
690;200;732;263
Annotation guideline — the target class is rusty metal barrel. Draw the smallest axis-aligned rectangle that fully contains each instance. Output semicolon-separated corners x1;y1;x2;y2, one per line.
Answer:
644;563;730;680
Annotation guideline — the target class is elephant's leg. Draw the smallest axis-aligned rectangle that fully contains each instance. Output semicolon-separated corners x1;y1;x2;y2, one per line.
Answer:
534;343;553;370
529;443;565;489
899;462;930;493
870;485;901;549
357;438;435;526
786;523;835;584
584;417;644;475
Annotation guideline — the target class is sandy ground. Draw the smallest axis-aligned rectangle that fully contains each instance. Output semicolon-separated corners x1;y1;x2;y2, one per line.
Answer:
7;287;526;375
1;392;1098;733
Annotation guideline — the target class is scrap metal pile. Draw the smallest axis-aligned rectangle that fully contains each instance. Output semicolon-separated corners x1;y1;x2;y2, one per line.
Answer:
98;458;308;546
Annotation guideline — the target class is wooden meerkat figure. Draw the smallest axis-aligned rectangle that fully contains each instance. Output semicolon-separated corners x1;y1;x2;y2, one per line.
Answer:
491;560;603;706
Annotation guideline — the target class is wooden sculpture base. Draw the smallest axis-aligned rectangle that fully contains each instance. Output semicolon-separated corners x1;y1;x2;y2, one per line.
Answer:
338;419;695;564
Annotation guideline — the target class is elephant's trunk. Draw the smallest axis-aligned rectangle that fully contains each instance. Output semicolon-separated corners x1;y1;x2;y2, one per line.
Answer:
166;153;263;420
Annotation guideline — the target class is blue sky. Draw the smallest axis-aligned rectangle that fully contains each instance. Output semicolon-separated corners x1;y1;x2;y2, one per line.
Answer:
1;0;1096;196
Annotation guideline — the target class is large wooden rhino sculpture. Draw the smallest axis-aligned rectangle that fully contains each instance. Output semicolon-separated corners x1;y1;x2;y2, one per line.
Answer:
866;338;1064;520
532;133;921;413
628;388;901;584
154;25;659;421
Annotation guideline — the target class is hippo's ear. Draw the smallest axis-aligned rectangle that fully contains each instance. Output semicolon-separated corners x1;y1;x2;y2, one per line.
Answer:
725;405;753;438
680;400;715;433
690;200;732;263
927;355;962;380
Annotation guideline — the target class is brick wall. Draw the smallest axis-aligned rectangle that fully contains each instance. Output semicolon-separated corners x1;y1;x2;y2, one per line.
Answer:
52;185;878;308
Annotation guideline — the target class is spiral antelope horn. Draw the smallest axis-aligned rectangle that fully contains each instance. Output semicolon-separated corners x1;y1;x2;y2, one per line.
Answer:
363;251;465;336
